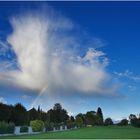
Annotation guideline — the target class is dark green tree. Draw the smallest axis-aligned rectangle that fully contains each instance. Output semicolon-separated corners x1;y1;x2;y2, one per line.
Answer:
129;114;140;127
40;111;48;122
129;114;137;126
85;111;95;125
119;119;128;126
0;103;11;122
70;116;75;122
76;113;86;125
11;103;28;125
104;118;113;126
47;103;69;124
53;103;62;110
28;108;39;121
96;107;104;125
75;116;83;127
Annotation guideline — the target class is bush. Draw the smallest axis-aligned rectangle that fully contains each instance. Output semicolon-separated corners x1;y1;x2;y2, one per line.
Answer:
0;121;15;134
20;126;28;133
30;120;44;132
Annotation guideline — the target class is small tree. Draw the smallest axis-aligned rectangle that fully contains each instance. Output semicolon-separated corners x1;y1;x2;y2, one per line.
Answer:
104;118;113;126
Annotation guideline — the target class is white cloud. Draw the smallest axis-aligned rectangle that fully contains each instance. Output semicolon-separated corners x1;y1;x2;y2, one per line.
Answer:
114;70;140;81
0;8;119;109
22;95;30;99
0;97;7;104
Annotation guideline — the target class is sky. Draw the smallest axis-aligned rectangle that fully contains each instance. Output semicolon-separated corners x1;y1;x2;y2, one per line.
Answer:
0;1;140;120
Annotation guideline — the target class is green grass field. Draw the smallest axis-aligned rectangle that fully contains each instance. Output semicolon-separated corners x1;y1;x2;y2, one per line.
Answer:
1;126;140;139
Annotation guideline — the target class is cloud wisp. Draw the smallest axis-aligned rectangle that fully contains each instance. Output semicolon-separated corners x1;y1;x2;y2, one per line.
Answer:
0;8;119;109
114;70;140;81
0;96;7;104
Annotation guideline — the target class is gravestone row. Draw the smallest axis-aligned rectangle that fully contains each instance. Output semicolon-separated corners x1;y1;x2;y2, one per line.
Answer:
0;125;77;136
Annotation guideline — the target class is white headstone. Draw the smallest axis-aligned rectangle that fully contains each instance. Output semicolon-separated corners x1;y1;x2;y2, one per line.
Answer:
53;127;56;131
60;126;63;131
43;127;46;132
28;127;33;134
14;126;20;135
64;125;67;130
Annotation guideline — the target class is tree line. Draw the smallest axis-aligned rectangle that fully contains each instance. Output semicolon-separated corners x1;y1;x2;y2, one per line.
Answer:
0;102;103;126
0;102;140;128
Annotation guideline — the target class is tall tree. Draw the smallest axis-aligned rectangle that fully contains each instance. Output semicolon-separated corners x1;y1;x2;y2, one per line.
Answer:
96;107;104;125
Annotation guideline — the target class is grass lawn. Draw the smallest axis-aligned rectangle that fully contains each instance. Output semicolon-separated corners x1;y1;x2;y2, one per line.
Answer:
1;125;140;139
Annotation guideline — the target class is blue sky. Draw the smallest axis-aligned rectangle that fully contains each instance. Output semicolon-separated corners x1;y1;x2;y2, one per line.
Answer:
0;1;140;120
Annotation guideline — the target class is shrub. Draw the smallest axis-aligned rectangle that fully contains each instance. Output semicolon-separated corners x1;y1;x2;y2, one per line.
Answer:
30;120;44;132
20;126;28;133
86;125;92;127
0;121;15;134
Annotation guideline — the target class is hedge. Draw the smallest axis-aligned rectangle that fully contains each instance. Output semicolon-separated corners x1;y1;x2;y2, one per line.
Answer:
0;121;15;134
45;121;54;131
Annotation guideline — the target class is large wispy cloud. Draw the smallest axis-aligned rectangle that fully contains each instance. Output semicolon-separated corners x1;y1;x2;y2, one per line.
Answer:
0;7;119;109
